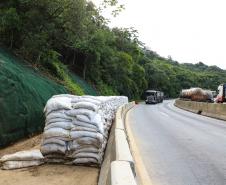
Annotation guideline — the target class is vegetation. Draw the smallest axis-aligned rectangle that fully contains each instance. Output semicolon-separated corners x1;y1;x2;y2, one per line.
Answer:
1;0;226;99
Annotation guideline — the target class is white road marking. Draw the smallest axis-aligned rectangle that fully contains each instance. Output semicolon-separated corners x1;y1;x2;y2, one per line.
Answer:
160;111;170;117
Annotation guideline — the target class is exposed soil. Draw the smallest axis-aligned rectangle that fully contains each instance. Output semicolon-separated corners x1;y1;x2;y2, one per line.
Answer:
0;134;99;185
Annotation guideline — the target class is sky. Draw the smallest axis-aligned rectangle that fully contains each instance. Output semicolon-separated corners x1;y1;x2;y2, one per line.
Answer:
93;0;226;69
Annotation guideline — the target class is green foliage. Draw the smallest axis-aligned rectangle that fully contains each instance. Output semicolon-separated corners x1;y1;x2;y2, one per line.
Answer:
97;82;118;96
1;0;226;100
49;61;85;95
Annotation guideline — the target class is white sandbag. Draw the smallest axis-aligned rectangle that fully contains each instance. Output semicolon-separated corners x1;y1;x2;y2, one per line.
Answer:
46;118;72;126
0;150;44;162
69;147;99;157
76;114;104;134
73;152;102;162
44;154;66;159
76;137;101;146
45;158;68;163
52;94;77;99
46;111;72;122
2;160;44;170
65;109;96;120
43;128;70;139
76;114;90;122
72;158;98;164
72;120;98;130
69;142;99;151
44;96;72;114
71;126;97;133
71;98;101;105
71;137;101;148
70;131;103;141
72;102;98;112
41;138;66;146
41;95;129;165
41;144;67;155
44;122;73;130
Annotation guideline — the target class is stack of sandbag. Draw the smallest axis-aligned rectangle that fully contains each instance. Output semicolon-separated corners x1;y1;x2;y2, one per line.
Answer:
0;150;44;170
41;95;128;165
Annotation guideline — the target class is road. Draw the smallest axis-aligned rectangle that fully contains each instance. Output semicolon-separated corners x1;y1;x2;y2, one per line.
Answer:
127;100;226;185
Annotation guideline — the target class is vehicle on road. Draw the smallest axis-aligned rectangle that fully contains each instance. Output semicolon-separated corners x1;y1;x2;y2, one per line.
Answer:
179;87;213;102
145;90;164;104
215;83;226;103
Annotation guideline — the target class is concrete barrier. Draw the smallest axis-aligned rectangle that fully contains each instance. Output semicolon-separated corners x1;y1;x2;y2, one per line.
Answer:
110;161;137;185
98;102;136;185
175;99;226;121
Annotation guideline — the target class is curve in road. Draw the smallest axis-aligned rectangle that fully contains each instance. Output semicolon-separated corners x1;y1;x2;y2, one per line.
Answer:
127;100;226;185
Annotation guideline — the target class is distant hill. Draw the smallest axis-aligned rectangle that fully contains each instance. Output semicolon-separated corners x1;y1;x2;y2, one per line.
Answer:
141;49;226;97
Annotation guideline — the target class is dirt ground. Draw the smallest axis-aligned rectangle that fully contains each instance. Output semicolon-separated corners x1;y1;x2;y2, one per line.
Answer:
0;134;99;185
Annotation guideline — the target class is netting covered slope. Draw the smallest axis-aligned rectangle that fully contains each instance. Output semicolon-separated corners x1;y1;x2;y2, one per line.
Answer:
0;49;97;147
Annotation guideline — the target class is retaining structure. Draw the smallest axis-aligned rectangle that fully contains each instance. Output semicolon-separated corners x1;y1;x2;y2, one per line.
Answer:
175;99;226;121
98;102;136;185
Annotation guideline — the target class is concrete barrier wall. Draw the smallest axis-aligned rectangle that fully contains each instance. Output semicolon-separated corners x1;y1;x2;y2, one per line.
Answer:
98;102;136;185
175;99;226;121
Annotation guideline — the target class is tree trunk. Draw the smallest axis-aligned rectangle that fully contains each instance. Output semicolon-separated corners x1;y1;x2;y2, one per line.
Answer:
72;50;76;65
10;31;14;49
83;62;87;80
83;56;88;80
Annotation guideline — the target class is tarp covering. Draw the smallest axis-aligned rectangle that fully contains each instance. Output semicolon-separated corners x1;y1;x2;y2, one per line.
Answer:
0;48;96;147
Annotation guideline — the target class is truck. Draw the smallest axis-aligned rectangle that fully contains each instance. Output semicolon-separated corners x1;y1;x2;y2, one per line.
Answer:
215;84;226;103
145;90;164;104
179;88;213;102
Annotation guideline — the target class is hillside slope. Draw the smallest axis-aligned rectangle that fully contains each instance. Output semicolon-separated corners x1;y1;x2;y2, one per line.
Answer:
0;49;96;147
142;50;226;97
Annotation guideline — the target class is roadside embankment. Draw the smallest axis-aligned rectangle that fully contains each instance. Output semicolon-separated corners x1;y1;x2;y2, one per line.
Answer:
174;99;226;121
0;134;99;185
0;48;97;148
98;102;137;185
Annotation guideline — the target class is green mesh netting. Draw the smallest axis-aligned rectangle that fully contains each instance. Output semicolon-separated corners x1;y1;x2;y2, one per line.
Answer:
69;73;98;96
0;49;68;147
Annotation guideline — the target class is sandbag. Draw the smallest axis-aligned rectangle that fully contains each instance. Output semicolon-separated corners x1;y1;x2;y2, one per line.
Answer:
73;152;102;162
71;126;97;133
71;98;101;105
70;131;103;141
72;120;98;130
71;137;102;148
72;158;97;164
2;160;44;170
43;128;70;139
68;147;99;156
44;97;72;114
76;114;104;133
65;109;96;120
0;150;44;162
44;122;73;130
46;111;72;122
41;138;66;146
41;144;67;155
46;118;72;126
41;95;128;166
69;143;100;151
72;102;98;112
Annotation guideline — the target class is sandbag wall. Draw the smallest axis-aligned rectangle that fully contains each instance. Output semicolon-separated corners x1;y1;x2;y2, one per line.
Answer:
41;95;128;166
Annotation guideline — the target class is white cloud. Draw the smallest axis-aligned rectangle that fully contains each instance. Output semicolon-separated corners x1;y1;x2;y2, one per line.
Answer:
93;0;226;69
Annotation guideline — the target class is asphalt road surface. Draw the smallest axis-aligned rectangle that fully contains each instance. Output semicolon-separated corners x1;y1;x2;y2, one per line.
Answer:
127;100;226;185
